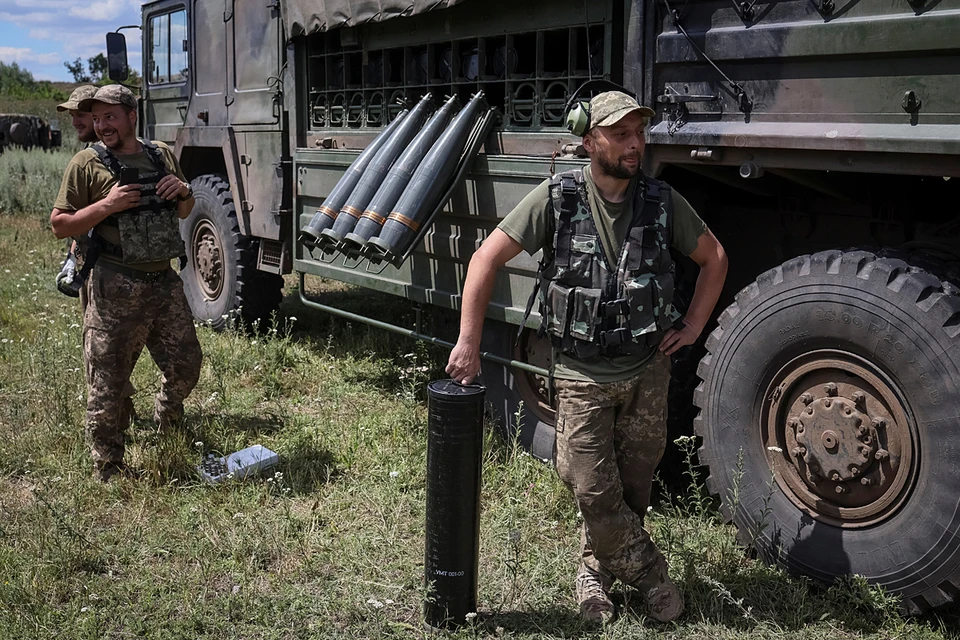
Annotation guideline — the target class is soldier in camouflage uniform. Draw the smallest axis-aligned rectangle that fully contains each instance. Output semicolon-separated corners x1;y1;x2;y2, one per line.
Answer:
49;84;202;482
447;92;728;623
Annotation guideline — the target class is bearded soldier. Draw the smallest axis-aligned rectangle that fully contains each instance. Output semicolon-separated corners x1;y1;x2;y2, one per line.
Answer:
49;84;202;482
447;91;728;623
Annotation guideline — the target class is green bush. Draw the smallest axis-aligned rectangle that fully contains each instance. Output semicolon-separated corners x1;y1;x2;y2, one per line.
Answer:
0;148;73;219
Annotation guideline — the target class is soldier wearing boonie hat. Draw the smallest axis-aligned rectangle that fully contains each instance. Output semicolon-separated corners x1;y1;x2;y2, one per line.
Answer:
446;90;728;624
49;83;202;484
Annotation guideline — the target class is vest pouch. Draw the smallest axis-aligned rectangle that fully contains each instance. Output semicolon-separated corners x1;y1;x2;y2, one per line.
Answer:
543;281;574;339
624;275;658;338
116;210;185;264
569;287;602;341
625;223;660;274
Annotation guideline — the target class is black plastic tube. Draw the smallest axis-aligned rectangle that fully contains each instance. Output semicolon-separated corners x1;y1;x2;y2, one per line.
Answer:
424;379;484;629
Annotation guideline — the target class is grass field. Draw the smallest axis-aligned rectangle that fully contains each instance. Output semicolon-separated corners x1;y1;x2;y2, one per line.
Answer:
0;151;958;638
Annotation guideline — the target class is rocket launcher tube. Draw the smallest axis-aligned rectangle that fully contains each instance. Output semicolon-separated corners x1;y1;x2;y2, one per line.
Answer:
342;94;461;255
299;108;409;246
366;92;488;262
318;93;435;251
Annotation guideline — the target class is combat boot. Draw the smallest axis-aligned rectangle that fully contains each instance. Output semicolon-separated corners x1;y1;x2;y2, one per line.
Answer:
575;564;616;624
632;555;684;623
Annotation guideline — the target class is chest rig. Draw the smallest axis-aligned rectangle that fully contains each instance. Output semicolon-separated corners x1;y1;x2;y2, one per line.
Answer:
523;169;680;359
90;140;184;264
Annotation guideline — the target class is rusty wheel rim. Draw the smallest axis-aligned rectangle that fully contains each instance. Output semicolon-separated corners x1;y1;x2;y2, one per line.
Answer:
763;349;917;528
513;327;556;425
191;219;224;301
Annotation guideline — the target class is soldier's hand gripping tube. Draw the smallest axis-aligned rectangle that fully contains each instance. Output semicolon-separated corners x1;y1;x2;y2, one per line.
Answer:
367;91;488;263
342;94;461;255
299;108;410;248
56;250;81;298
318;93;435;252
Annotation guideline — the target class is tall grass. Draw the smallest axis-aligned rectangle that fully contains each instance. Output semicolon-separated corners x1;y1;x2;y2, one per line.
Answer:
0;206;955;637
0;148;74;218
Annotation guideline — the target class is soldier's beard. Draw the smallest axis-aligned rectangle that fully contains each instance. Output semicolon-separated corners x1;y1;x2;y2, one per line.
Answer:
596;148;641;180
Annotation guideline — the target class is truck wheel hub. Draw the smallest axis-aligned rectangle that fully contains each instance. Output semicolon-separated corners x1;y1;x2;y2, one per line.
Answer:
192;220;224;300
763;350;916;528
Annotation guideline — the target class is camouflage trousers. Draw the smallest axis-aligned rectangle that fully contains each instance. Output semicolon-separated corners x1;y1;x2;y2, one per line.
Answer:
82;265;202;465
554;353;670;588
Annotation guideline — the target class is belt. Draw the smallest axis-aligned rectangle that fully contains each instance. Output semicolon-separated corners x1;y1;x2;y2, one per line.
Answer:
97;260;171;283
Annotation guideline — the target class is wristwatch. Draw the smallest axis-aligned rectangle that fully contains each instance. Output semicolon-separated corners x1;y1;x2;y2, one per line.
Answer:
177;183;194;201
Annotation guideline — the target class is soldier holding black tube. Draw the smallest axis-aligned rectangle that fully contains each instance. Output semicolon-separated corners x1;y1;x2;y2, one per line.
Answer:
447;90;728;624
49;84;203;482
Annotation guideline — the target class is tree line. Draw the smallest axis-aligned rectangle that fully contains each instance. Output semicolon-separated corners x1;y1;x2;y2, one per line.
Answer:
0;62;64;100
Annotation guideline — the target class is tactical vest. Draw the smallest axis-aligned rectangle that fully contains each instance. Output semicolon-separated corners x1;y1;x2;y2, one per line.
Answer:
90;139;184;264
523;169;680;359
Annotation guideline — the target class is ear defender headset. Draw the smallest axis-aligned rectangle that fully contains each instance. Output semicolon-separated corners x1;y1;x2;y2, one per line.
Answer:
564;79;641;137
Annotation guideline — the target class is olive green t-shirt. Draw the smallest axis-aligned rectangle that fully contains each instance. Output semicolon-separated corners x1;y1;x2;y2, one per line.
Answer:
54;141;186;271
498;166;708;382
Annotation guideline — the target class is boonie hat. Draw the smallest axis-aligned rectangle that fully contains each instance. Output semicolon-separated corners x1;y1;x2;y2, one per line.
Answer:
57;85;98;112
79;84;138;112
589;91;656;130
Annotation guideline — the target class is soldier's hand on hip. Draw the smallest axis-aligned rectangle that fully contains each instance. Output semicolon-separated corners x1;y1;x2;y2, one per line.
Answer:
446;340;481;385
105;182;141;213
658;319;701;356
156;174;189;201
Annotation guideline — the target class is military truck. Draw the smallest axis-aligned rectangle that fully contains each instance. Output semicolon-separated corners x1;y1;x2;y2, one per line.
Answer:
107;0;960;611
0;114;60;153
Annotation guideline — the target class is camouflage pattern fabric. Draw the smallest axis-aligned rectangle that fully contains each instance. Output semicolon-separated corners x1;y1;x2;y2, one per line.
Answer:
588;91;656;130
57;85;98;112
78;84;138;112
554;353;670;587
83;265;202;465
80;276;140;433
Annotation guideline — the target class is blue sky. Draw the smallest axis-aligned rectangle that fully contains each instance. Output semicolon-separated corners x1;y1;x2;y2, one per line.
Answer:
0;0;145;82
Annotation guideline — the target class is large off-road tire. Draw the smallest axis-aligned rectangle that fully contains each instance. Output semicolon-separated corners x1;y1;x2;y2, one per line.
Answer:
480;320;556;461
180;175;284;331
694;249;960;612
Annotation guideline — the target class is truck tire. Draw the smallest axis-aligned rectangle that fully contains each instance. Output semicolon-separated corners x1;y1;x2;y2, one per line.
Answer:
694;249;960;612
180;175;284;331
480;319;556;461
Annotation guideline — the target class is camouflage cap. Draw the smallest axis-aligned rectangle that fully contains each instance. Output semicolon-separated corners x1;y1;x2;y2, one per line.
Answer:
57;85;98;112
589;91;656;130
78;84;138;112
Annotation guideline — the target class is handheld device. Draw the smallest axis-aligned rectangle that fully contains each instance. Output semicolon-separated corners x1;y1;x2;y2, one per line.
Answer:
198;444;280;484
119;167;139;186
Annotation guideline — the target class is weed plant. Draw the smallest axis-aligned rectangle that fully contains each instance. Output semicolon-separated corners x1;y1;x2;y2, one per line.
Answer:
0;210;955;638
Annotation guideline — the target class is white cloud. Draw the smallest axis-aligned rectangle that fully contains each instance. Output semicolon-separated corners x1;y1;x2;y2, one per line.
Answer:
69;0;129;22
0;46;60;65
0;11;57;25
